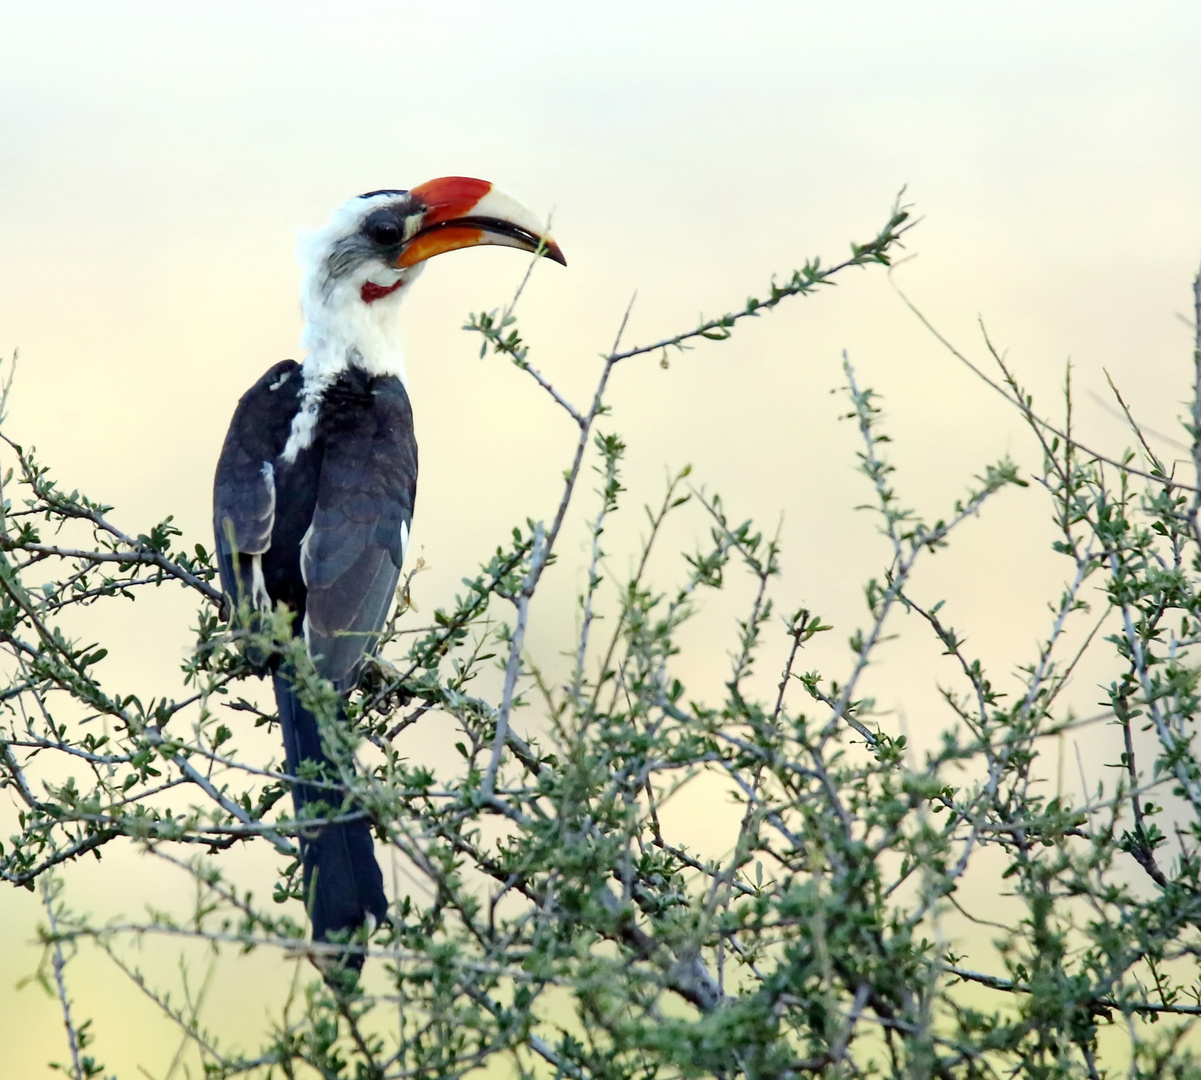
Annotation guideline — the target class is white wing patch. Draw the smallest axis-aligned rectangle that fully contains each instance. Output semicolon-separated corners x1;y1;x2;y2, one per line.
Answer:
250;555;272;612
299;523;315;587
400;520;410;562
260;462;276;527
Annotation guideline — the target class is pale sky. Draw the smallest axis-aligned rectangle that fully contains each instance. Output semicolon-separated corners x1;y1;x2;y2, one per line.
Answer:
2;3;1200;1073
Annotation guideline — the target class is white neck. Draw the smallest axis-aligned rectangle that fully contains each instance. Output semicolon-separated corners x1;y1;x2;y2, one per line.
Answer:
299;271;416;384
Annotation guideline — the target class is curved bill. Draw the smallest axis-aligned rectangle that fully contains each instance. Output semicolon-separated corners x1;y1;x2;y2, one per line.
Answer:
397;176;566;269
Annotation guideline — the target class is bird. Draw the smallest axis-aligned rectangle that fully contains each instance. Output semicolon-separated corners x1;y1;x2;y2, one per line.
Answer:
212;177;565;976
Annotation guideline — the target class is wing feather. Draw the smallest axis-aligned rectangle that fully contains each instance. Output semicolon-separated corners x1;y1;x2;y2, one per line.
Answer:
213;360;301;606
301;375;417;686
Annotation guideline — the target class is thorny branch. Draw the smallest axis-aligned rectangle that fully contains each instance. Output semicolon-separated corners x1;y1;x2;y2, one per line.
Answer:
6;205;1201;1079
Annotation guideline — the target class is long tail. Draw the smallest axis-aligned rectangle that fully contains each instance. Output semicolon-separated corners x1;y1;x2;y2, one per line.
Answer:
273;674;387;971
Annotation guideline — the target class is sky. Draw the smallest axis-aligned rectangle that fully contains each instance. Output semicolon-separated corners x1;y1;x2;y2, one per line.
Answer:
2;2;1201;1074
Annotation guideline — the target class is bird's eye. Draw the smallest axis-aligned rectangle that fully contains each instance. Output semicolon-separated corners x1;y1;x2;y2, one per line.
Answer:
363;212;403;247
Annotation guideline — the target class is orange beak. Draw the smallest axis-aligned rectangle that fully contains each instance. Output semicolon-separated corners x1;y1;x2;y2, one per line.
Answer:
396;176;566;269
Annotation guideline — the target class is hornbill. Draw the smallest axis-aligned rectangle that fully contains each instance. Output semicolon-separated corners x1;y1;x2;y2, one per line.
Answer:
213;178;564;974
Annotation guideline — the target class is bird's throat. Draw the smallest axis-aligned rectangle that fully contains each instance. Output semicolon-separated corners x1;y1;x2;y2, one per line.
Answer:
301;271;410;382
360;278;405;304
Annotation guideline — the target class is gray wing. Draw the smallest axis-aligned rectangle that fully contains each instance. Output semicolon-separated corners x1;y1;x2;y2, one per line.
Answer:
302;377;417;687
213;360;300;608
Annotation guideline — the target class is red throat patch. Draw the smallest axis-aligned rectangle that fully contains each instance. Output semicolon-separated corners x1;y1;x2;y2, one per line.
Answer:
360;278;405;304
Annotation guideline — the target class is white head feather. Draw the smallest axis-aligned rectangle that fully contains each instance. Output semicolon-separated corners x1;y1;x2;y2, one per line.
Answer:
295;193;423;384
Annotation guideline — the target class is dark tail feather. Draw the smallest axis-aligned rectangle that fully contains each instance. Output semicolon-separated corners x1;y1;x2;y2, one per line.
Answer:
273;674;387;973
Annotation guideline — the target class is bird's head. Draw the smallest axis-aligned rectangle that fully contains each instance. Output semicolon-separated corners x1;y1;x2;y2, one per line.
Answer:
297;177;564;379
